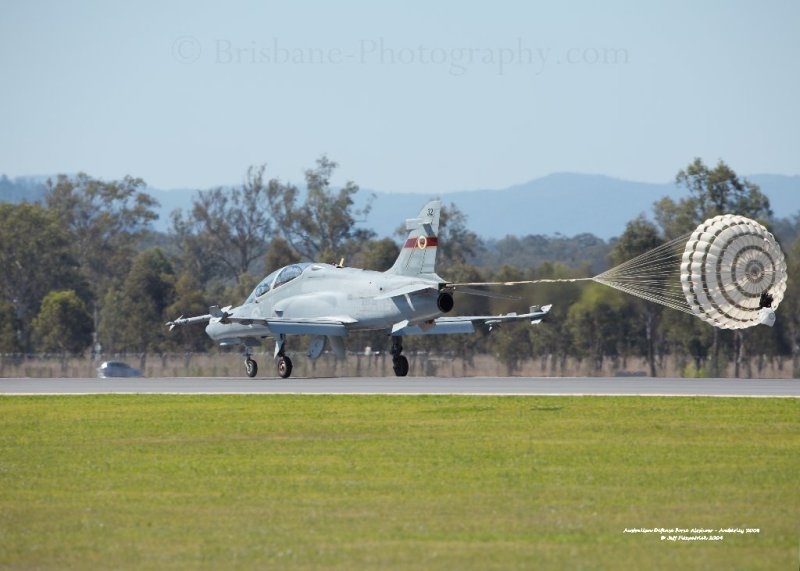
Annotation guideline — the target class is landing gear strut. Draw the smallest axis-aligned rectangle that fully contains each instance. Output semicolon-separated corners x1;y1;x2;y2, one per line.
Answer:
391;336;409;377
244;347;258;378
275;334;293;379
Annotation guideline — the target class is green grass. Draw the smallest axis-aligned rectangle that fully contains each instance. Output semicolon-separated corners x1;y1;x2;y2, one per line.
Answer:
0;396;797;570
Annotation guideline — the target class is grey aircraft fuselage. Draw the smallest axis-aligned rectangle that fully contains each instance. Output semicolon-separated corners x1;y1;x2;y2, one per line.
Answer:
205;264;448;342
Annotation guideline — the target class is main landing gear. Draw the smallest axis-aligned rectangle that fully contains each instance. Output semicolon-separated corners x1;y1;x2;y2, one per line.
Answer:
242;336;293;379
274;334;293;379
391;336;409;377
244;355;258;378
277;355;293;378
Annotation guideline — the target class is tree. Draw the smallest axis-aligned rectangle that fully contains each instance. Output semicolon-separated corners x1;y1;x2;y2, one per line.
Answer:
208;272;259;309
566;283;634;373
263;235;302;272
772;212;800;249
437;203;481;272
173;165;273;284
654;158;773;376
96;289;126;354
608;216;665;376
163;274;212;352
170;212;227;288
485;265;530;374
661;309;714;376
0;301;22;353
267;155;374;262
45;173;159;299
782;238;800;377
0;203;88;349
653;196;698;241
525;263;585;374
676;158;772;222
655;158;772;240
31;290;93;354
99;249;175;353
350;238;400;272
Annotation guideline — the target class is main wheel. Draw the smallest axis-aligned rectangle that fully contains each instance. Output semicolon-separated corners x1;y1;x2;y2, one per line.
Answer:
392;355;409;377
277;356;293;379
245;358;258;378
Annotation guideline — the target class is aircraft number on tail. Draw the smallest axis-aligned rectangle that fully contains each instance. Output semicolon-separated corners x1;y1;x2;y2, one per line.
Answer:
427;208;434;216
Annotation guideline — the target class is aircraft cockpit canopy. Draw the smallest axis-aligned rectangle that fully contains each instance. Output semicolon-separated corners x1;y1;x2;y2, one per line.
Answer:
247;263;310;303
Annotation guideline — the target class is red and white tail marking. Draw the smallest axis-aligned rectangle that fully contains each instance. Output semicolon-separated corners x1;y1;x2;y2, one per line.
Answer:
387;200;441;276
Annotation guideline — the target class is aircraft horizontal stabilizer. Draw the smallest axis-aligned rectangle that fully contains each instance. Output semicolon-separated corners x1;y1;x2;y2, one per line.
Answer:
391;304;551;336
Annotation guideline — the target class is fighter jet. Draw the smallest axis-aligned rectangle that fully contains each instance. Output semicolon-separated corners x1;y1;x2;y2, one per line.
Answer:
167;200;551;378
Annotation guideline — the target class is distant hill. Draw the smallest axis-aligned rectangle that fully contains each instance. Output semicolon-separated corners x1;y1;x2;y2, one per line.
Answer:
0;175;49;202
360;173;800;239
2;172;798;239
359;174;677;240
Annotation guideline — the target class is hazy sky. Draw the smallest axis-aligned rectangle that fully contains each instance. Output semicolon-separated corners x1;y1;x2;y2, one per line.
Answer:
2;1;798;192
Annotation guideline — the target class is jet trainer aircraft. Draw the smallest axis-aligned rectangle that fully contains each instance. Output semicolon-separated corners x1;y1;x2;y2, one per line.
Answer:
167;201;551;378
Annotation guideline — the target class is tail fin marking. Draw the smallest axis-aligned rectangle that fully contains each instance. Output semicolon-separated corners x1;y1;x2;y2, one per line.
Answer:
387;200;442;277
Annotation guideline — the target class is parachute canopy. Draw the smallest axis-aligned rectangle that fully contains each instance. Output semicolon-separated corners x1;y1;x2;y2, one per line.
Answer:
680;214;786;329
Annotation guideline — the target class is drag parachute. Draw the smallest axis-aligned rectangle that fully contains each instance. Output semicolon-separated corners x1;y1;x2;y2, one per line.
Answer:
588;215;787;329
592;215;787;329
451;214;788;330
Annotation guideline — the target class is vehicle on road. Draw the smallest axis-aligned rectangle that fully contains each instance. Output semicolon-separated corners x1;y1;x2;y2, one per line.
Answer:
96;361;142;378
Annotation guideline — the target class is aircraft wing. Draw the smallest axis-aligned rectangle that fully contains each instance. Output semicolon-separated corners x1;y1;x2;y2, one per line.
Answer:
167;307;357;337
224;316;357;337
391;304;552;336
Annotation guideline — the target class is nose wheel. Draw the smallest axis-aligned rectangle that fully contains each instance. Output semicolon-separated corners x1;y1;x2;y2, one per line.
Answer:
391;337;409;377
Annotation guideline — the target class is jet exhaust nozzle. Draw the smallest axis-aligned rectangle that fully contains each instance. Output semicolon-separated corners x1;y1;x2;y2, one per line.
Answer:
437;292;454;313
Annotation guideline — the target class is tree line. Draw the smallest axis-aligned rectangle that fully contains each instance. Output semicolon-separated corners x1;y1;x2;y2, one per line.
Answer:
1;156;798;376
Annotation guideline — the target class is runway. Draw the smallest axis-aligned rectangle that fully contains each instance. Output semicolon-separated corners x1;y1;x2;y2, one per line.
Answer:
1;376;799;397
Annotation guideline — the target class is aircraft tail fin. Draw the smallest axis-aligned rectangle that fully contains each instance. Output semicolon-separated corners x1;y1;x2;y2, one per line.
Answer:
387;200;441;277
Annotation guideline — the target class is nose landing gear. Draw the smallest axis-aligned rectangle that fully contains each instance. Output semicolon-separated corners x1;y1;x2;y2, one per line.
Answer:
244;346;258;378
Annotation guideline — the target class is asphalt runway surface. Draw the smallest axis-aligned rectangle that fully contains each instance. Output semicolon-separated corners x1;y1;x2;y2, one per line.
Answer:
1;376;799;397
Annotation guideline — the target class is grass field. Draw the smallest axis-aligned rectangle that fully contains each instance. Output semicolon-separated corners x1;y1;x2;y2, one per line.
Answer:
0;396;797;570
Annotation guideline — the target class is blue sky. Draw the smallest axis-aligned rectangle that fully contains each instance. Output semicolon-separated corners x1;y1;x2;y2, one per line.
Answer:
1;1;798;192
